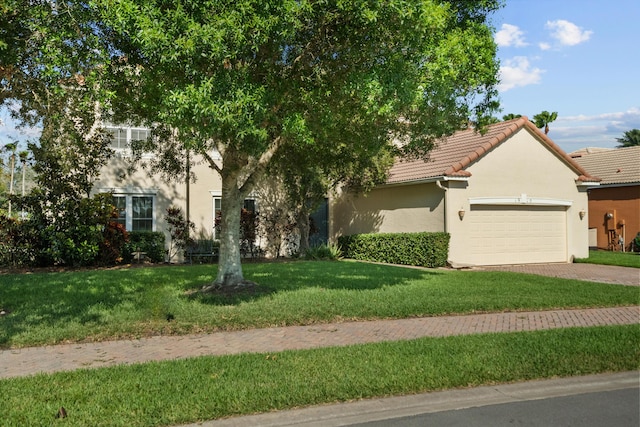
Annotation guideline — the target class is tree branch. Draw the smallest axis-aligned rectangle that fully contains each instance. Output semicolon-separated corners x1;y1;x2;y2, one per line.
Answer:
239;136;282;195
201;149;223;176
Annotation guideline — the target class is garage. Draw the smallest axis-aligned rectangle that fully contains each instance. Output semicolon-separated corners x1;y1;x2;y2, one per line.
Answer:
330;117;597;267
467;205;568;265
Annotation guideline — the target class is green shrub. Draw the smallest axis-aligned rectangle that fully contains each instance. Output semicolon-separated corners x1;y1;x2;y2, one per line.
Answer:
0;194;129;268
0;215;38;267
305;243;343;261
123;231;166;263
338;232;449;268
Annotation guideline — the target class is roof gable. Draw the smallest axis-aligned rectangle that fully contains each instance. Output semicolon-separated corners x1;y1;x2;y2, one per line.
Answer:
387;116;597;185
572;146;640;185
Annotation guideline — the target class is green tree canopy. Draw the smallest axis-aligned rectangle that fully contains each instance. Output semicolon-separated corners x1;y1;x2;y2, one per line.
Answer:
616;129;640;147
502;113;522;121
2;0;502;288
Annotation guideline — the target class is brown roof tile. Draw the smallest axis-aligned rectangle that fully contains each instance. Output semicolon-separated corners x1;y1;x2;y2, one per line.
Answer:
387;116;598;185
573;146;640;185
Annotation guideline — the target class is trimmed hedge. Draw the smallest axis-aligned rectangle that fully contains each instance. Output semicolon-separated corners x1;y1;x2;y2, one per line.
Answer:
123;231;166;263
338;232;450;268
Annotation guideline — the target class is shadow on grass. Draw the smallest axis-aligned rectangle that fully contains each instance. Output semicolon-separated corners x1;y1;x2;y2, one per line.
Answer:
0;265;216;347
0;261;440;347
189;260;441;306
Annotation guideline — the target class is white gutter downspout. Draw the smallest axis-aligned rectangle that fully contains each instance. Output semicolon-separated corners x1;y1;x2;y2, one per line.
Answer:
435;180;448;233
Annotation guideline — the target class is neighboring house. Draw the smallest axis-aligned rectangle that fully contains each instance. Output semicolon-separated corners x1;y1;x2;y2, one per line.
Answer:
330;117;600;267
571;146;640;251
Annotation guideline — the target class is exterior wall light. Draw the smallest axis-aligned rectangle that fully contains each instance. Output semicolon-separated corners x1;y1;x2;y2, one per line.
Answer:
579;210;586;220
458;209;465;220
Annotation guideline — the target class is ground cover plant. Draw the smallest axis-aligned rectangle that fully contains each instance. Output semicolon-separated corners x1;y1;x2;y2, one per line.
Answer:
575;250;640;268
1;261;638;348
0;325;637;427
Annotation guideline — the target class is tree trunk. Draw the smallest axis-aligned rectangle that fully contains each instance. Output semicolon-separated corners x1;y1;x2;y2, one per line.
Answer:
297;209;311;256
211;170;246;289
8;154;15;216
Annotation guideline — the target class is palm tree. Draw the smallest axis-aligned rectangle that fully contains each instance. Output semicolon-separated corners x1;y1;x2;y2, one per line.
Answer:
531;111;558;135
3;143;17;216
18;150;30;218
616;129;640;147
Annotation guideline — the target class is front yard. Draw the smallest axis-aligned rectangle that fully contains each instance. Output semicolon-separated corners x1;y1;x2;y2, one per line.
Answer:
1;260;637;348
0;259;638;426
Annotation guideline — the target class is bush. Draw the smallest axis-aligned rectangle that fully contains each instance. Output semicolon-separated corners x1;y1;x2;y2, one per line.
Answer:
0;194;129;268
123;231;166;263
305;243;343;261
99;221;129;265
338;232;450;268
0;215;38;267
165;206;195;262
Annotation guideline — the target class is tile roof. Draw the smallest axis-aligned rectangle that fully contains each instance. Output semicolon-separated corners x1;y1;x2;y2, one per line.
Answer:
572;146;640;185
387;116;597;185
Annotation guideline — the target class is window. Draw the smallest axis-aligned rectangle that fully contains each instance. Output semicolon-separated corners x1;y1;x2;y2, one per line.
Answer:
106;126;150;153
108;127;128;150
109;194;156;232
113;196;127;227
132;196;153;231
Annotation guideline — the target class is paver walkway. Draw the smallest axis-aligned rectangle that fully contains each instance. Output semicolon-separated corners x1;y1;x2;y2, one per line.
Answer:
1;306;638;379
479;263;639;286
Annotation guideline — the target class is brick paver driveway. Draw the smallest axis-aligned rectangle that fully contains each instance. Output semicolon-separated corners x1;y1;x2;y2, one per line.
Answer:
478;263;639;286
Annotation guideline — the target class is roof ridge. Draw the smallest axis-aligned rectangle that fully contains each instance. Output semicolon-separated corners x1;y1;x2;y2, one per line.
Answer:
442;116;528;176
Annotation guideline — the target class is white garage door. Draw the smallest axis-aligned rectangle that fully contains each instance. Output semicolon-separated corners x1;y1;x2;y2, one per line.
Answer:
467;205;567;265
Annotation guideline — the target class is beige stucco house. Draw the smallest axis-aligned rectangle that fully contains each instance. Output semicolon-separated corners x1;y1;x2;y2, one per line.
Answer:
330;117;600;267
92;126;226;256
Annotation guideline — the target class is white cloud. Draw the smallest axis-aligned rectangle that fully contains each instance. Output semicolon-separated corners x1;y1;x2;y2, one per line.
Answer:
559;108;640;124
545;20;593;46
498;56;544;92
538;42;551;51
551;108;640;151
495;24;528;47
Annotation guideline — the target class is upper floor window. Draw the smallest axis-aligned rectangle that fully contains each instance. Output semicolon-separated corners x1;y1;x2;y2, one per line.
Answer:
106;126;150;152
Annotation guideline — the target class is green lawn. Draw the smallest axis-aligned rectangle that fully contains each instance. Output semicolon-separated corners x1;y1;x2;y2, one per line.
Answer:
0;325;637;427
0;260;638;348
1;260;638;426
575;249;640;268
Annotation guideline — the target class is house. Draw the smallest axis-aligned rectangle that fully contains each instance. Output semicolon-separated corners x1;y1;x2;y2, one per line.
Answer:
92;125;229;259
571;146;640;251
330;117;600;267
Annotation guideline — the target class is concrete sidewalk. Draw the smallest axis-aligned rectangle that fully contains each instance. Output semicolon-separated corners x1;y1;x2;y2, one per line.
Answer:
1;306;638;379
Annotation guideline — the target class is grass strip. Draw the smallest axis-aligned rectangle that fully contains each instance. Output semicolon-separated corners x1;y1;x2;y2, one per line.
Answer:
1;325;638;427
575;250;640;268
1;261;639;348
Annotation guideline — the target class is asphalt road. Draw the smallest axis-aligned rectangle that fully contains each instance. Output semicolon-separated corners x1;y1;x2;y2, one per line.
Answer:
349;388;639;427
191;371;639;427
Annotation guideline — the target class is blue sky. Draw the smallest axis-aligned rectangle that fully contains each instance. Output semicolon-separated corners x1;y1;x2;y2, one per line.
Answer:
2;1;639;154
491;0;640;152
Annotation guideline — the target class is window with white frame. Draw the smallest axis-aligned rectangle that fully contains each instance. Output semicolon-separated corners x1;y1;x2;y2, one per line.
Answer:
106;126;150;152
111;194;156;232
